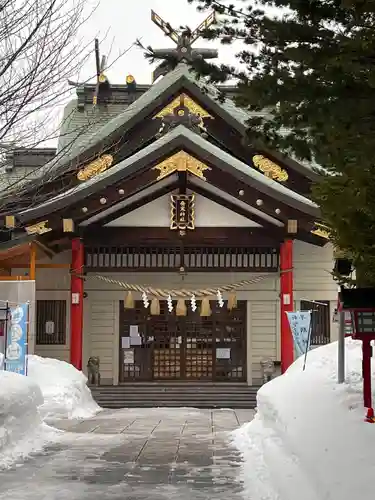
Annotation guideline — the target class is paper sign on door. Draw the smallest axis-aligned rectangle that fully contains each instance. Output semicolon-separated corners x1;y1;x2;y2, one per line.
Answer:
123;350;134;364
121;337;130;349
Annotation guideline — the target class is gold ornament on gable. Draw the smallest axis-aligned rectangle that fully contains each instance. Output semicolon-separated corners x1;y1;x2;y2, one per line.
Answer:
154;93;213;119
311;222;330;239
153;151;211;181
252;154;288;182
77;154;113;182
25;220;52;235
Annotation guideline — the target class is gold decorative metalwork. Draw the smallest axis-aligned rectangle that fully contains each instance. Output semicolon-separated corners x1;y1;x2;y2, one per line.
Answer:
151;10;180;45
287;219;298;234
5;215;15;228
252;154;288;182
63;219;75;232
25;221;51;235
170;194;195;231
77;154;113;182
154;93;213;119
311;222;330;239
153;151;211;180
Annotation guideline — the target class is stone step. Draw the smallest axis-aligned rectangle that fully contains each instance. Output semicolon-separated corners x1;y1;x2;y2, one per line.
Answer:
90;383;259;409
94;401;257;409
91;385;259;392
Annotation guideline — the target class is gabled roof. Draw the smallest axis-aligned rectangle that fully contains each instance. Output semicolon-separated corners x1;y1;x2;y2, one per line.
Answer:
17;125;320;223
7;63;317;197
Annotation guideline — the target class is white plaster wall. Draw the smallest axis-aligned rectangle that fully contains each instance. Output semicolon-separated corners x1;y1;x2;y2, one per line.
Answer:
106;193;260;227
293;241;336;346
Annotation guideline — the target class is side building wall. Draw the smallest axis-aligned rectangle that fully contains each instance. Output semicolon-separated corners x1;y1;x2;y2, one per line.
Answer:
11;241;336;384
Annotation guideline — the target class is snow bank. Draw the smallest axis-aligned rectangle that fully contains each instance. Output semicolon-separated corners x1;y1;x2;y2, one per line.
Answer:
27;355;100;420
0;370;55;469
233;339;375;500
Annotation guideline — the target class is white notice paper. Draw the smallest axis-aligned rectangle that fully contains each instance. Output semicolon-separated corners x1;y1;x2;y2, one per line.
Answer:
216;348;231;359
130;325;139;337
124;350;134;364
130;336;142;346
121;337;130;349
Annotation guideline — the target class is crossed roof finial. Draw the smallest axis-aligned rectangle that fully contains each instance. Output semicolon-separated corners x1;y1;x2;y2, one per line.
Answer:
150;10;218;82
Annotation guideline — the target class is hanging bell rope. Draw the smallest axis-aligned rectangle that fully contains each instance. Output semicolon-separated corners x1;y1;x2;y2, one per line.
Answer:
91;273;270;298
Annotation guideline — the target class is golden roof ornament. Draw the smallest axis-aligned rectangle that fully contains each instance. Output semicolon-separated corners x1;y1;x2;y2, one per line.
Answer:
77;154;113;182
252;154;288;182
311;222;330;239
154;94;213;119
25;220;52;235
153;151;211;180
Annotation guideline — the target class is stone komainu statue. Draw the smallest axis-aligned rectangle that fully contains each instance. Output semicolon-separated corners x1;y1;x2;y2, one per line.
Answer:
260;358;275;384
87;356;101;386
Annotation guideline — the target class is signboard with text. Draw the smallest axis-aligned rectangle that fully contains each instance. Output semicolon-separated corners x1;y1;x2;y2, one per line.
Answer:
5;303;28;375
286;311;312;358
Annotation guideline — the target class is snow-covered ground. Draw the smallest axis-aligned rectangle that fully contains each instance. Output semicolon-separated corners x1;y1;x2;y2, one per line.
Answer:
0;355;100;469
0;368;57;469
233;338;375;500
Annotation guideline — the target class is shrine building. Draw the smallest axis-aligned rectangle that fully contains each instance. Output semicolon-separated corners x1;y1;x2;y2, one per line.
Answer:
0;11;337;404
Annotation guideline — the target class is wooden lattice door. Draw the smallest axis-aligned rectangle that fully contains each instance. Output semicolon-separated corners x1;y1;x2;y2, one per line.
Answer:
119;300;247;382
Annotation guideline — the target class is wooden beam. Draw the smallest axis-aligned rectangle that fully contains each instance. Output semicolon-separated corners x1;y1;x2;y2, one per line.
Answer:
10;263;70;269
203;167;315;231
29;242;36;280
87;181;179;227
178;171;187;195
82;226;283;247
188;181;284;235
47;168;160;230
0;276;30;281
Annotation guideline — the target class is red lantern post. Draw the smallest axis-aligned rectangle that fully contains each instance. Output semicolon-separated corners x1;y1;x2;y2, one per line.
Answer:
341;287;375;423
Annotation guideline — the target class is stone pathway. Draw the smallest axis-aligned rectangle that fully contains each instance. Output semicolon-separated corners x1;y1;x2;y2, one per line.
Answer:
0;407;254;500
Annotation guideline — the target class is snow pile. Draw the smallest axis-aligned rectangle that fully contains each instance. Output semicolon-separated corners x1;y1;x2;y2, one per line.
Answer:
233;339;375;500
0;370;56;469
27;355;101;420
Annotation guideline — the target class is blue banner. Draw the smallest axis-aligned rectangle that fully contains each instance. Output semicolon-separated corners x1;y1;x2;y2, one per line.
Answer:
5;303;28;375
286;311;312;357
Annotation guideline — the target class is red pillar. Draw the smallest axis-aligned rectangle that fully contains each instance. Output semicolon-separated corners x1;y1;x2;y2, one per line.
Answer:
280;239;294;373
362;339;373;410
70;238;84;370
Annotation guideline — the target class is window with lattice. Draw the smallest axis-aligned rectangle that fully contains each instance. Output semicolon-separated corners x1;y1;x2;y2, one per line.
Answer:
36;300;66;345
